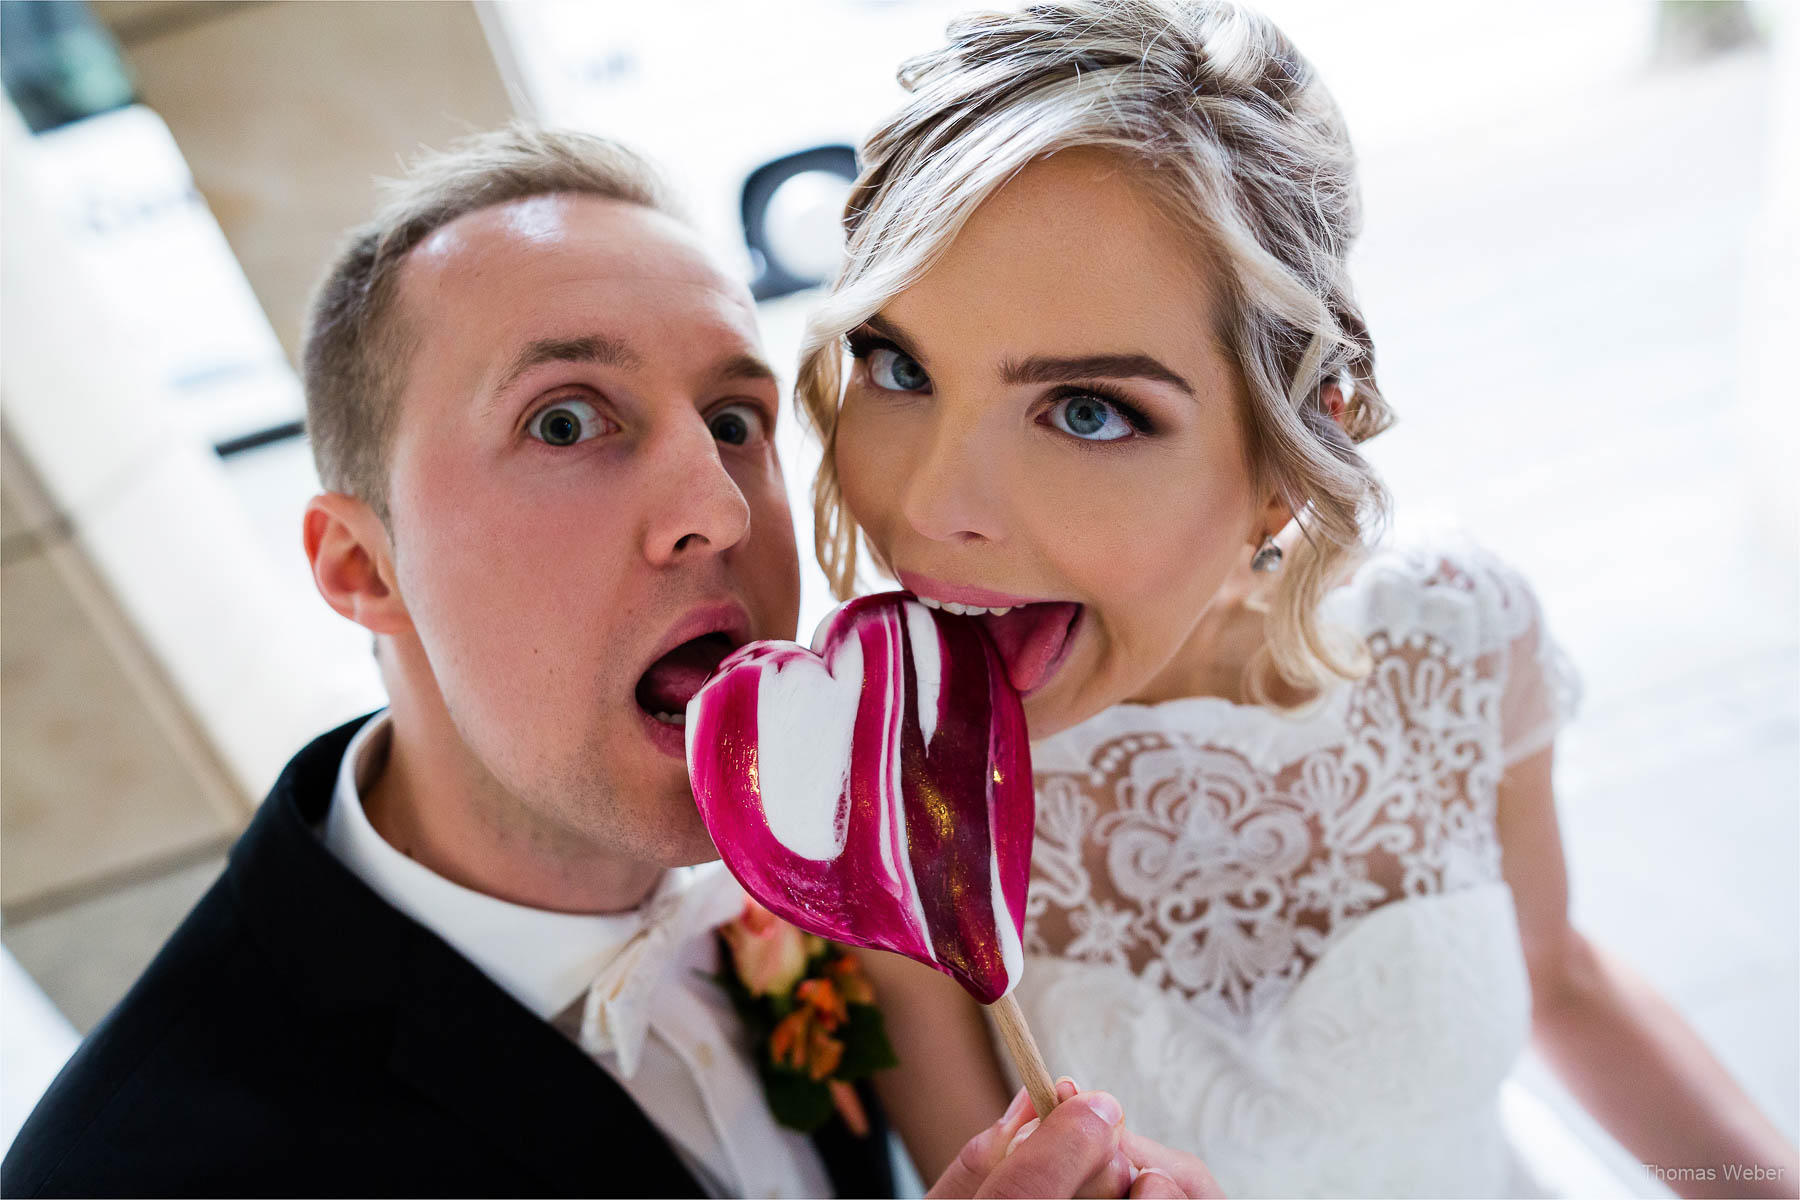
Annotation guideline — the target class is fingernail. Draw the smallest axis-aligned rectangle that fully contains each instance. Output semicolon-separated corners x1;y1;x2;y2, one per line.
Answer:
1137;1168;1174;1181
1001;1086;1033;1125
1083;1090;1124;1127
1004;1117;1040;1158
1054;1075;1079;1102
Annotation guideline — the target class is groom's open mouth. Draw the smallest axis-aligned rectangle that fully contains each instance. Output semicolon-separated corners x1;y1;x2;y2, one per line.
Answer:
897;572;1084;696
634;603;750;756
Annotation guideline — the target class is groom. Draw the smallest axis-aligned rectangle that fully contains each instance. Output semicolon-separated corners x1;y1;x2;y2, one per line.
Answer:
2;126;1214;1199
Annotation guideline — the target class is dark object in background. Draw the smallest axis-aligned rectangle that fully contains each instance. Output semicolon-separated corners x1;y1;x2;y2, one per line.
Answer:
1654;0;1762;66
742;144;859;301
0;0;134;134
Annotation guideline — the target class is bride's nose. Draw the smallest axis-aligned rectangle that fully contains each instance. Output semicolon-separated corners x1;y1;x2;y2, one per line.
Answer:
896;409;1011;545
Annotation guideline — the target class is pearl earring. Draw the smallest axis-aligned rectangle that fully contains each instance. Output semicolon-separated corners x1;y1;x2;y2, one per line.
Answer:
1251;536;1284;573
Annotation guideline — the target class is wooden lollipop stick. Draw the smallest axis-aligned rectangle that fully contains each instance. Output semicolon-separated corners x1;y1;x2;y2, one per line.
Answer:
991;992;1057;1118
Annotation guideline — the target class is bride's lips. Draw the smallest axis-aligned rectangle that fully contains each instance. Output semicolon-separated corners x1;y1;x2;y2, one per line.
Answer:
898;571;1084;696
896;573;1045;610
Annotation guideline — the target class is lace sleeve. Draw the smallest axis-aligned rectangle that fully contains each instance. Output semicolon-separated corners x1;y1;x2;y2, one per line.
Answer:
1490;561;1583;767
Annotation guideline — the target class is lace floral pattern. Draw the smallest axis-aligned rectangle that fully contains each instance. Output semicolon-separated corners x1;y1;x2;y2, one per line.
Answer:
1024;541;1579;1036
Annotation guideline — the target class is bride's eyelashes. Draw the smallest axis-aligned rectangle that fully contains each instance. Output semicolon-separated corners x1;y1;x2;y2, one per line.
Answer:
845;325;1159;446
845;328;931;393
1040;385;1156;443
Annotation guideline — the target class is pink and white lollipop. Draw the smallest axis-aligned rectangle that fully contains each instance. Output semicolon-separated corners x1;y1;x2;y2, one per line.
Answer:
687;592;1055;1109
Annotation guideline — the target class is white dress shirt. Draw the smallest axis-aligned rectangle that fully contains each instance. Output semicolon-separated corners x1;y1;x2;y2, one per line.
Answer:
321;711;833;1199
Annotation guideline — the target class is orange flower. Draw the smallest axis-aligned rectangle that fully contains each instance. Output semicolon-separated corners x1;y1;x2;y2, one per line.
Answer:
721;899;810;997
770;1006;846;1081
806;1020;845;1081
770;1009;811;1072
826;954;876;1007
796;977;847;1031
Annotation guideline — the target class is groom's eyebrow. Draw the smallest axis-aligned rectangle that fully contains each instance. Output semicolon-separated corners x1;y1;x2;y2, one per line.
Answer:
493;334;642;395
706;351;778;387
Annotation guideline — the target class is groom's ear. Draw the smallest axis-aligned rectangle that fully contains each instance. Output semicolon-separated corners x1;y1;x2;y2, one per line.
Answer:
304;492;413;636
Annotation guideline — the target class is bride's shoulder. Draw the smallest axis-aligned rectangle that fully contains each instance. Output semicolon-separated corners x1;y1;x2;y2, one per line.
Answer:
1325;531;1551;661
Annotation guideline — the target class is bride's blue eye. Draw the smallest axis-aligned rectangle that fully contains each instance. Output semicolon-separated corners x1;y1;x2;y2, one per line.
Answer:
528;398;604;446
868;347;930;392
1049;393;1136;442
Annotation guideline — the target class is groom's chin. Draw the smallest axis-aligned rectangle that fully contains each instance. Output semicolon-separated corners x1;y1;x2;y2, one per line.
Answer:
669;819;722;868
644;796;722;868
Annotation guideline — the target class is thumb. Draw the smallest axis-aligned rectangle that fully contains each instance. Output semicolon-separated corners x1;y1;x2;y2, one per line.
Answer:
926;1088;1036;1199
1130;1167;1186;1199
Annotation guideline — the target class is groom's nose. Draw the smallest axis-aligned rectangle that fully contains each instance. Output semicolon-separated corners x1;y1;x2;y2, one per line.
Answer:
640;413;753;566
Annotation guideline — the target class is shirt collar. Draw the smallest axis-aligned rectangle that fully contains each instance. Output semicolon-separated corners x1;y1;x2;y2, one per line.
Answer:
322;709;701;1020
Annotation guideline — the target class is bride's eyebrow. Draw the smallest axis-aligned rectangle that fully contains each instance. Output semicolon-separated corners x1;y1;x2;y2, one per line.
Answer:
999;352;1195;397
859;313;1194;397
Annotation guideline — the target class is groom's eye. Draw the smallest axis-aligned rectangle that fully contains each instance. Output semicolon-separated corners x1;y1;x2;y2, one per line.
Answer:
528;398;608;446
709;402;768;446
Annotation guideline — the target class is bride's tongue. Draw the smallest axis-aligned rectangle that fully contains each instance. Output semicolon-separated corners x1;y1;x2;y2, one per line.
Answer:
975;602;1082;694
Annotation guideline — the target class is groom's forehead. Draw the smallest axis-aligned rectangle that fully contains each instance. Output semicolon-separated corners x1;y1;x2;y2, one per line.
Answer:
385;199;766;420
392;196;765;380
403;193;740;308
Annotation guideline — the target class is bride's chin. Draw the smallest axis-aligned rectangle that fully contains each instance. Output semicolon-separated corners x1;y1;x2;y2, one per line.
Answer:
1020;675;1088;741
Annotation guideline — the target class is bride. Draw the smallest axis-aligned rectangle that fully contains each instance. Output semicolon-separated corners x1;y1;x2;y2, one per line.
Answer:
792;1;1799;1195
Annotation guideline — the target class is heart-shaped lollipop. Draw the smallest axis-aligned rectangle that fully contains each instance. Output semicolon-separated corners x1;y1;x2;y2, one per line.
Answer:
685;593;1033;1005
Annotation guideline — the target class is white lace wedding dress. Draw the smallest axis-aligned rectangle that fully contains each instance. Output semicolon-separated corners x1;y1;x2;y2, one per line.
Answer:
1011;540;1582;1198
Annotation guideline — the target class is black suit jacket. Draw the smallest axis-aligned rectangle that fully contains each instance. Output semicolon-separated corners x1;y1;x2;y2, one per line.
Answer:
2;715;894;1198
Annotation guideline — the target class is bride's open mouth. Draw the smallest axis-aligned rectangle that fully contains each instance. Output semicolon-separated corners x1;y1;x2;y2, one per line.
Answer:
897;572;1083;696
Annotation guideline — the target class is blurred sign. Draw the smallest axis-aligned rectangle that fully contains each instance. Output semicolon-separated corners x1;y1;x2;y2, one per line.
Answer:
27;104;304;451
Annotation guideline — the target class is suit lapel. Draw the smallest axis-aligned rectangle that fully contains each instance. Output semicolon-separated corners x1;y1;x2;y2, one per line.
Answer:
228;717;704;1198
383;945;700;1197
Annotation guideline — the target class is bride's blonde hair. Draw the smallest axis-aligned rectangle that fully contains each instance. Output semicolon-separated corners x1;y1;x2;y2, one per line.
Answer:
797;0;1395;705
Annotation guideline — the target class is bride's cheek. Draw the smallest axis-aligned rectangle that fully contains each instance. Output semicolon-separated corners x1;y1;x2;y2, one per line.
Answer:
835;402;902;532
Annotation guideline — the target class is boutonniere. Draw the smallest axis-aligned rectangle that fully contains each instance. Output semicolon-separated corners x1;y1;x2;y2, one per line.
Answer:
714;896;898;1135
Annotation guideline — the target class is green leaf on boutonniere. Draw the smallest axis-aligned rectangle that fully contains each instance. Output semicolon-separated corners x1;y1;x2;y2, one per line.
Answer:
835;1004;899;1079
760;1063;836;1132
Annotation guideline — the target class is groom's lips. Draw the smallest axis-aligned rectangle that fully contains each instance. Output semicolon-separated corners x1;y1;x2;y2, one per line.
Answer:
633;601;751;758
897;571;1084;696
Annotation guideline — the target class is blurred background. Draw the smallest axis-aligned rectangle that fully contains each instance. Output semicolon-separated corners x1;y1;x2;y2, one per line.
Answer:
0;1;1794;1191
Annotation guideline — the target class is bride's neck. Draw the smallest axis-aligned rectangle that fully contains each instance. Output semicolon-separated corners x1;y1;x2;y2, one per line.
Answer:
1127;558;1310;708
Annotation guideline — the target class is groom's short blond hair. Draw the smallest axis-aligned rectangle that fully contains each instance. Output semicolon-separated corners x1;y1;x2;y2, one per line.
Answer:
301;125;679;523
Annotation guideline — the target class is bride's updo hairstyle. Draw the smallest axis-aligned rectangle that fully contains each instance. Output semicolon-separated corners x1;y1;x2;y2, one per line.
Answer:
797;0;1397;704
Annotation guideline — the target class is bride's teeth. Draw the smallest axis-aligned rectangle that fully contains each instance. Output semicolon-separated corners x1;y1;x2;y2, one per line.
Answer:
916;598;1018;618
653;711;686;727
